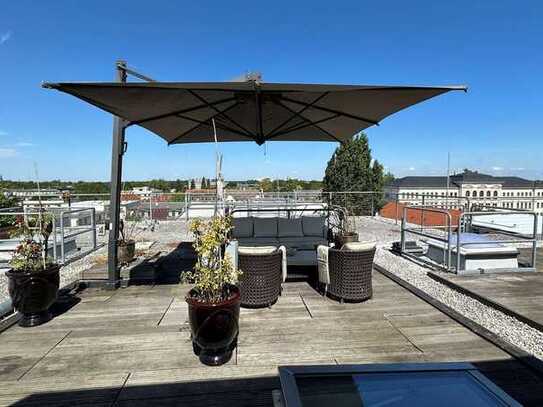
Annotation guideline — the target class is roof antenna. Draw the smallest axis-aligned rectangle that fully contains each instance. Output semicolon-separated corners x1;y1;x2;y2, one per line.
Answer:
212;119;224;216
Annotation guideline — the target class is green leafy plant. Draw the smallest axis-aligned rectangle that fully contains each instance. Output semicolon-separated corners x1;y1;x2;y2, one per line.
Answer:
0;195;18;228
184;216;241;303
10;211;55;272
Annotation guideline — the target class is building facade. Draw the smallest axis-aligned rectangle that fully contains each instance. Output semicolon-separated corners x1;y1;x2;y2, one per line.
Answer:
386;171;543;213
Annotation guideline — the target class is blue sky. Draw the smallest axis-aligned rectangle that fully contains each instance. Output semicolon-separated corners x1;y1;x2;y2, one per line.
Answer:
0;1;542;181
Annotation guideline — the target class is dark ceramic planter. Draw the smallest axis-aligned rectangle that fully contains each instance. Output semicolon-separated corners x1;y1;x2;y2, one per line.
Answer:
6;265;60;327
118;240;136;264
336;232;359;248
186;285;241;366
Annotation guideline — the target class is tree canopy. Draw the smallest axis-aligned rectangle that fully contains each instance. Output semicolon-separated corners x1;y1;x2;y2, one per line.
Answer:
323;132;388;214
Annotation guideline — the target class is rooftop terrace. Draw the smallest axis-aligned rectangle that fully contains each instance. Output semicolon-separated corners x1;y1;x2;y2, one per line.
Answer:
1;216;543;405
2;272;543;406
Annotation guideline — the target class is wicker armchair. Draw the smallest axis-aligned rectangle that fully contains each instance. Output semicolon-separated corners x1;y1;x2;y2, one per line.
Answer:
238;247;284;308
318;242;376;303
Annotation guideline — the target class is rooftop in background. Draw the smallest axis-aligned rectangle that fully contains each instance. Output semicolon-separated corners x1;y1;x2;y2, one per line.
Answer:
389;170;543;189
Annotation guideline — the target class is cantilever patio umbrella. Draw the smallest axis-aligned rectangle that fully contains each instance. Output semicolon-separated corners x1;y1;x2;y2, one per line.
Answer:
43;62;467;287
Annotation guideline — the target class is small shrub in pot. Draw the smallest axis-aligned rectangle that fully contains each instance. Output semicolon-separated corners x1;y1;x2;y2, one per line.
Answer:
7;211;60;327
184;215;242;366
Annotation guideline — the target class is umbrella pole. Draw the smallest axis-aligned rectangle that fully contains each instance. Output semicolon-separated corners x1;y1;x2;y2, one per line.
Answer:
107;60;127;289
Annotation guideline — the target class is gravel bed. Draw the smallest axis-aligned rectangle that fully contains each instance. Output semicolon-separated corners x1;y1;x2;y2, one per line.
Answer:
375;247;543;360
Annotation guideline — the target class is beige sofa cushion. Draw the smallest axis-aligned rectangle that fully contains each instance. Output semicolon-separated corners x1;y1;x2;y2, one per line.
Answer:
232;217;253;238
302;216;326;237
238;246;277;255
342;241;376;251
278;218;304;237
253;217;278;237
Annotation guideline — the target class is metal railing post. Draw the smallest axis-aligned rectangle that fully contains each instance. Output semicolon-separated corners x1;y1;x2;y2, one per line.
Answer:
52;214;57;262
532;213;538;267
60;211;65;263
400;206;407;252
91;208;97;250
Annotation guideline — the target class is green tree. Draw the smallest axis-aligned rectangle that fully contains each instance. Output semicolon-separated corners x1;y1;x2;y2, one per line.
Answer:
323;132;386;215
258;178;274;192
190;179;196;190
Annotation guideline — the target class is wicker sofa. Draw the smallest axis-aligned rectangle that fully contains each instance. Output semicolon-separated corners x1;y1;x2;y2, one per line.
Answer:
228;216;329;266
317;241;376;303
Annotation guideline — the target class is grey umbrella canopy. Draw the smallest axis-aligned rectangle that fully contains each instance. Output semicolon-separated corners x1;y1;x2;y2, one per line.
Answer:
43;81;466;145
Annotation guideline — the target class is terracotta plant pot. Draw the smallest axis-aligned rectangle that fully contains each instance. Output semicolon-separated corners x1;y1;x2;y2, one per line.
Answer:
336;232;359;248
186;285;241;366
118;240;136;264
6;265;60;327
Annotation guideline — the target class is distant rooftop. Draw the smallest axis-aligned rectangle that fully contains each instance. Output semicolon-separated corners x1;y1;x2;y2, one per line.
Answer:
389;171;543;189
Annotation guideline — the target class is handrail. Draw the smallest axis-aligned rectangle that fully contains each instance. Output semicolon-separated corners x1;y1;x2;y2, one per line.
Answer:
401;206;453;269
458;209;538;272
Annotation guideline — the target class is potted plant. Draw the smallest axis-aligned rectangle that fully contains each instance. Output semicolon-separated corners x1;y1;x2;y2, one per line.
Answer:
332;206;359;247
184;215;242;366
0;195;18;239
117;219;139;264
7;210;60;327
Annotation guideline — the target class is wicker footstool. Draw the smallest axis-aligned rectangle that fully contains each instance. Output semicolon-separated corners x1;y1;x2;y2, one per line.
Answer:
238;248;283;308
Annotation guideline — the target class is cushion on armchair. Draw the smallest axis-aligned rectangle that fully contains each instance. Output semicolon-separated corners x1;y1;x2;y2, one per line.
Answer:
253;217;278;237
238;246;277;255
317;245;330;285
341;241;376;251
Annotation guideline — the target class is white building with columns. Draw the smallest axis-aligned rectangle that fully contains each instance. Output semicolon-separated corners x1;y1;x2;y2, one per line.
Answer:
386;170;543;213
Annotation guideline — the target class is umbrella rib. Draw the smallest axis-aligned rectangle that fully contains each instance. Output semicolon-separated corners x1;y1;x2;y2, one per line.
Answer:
266;92;330;138
129;96;238;126
176;113;254;139
168;101;256;144
272;99;343;143
186;89;254;138
268;113;341;140
279;96;379;125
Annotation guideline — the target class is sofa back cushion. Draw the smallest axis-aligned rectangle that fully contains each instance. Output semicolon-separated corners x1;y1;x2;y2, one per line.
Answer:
278;218;304;237
232;217;254;238
253;217;278;238
302;216;326;237
342;241;376;251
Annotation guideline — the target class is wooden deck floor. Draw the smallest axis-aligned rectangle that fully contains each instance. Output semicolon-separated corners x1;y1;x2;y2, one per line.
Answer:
1;271;542;406
431;271;543;331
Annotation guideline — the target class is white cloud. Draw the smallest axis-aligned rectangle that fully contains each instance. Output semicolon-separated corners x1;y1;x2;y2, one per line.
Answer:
15;142;35;147
491;166;503;171
0;31;11;45
0;148;17;157
511;167;525;171
408;166;416;171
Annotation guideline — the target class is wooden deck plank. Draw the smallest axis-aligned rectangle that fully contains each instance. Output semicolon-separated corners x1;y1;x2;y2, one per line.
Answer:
0;272;542;405
430;271;543;330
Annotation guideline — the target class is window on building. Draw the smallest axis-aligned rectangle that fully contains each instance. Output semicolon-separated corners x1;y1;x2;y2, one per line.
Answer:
479;191;484;197
486;191;491;197
466;191;470;197
493;191;498;197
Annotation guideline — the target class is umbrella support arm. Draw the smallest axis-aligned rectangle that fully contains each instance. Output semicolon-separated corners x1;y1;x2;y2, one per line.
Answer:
106;60;128;289
106;60;155;289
